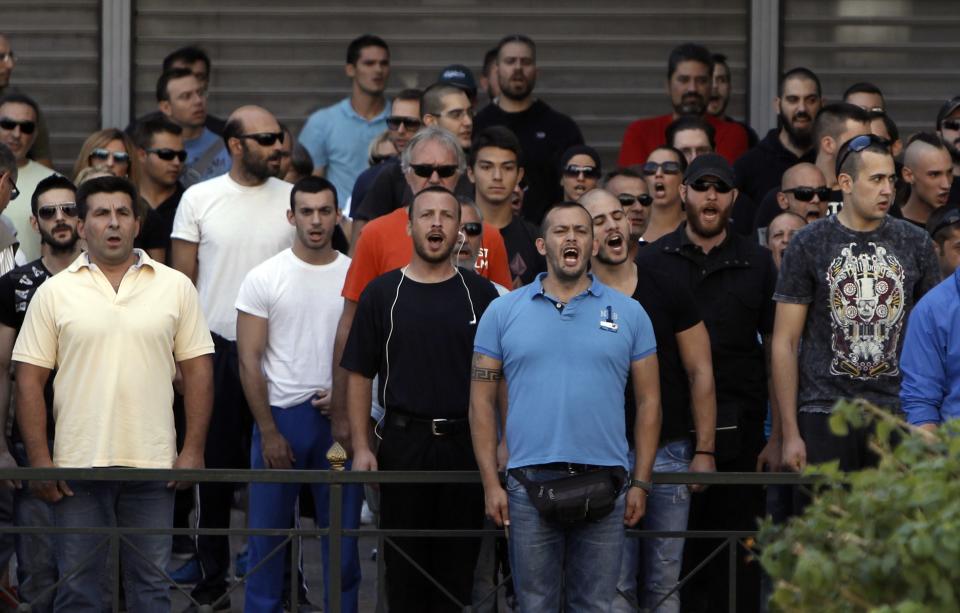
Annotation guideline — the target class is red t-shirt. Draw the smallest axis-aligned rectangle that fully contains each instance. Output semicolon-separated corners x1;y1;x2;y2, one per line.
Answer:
617;113;749;167
341;208;512;302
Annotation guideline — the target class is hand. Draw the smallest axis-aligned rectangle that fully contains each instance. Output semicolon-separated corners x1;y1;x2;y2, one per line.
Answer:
311;388;331;416
351;447;378;473
484;483;510;528
28;457;72;503
624;486;647;527
688;451;715;492
168;447;204;489
496;440;509;472
781;434;806;472
757;436;783;473
260;430;295;470
0;447;21;489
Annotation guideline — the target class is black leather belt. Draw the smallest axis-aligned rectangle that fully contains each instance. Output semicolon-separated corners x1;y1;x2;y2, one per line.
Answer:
530;462;608;474
384;411;469;437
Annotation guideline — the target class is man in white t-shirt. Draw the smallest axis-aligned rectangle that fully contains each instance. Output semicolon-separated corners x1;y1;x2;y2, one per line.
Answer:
237;176;361;613
170;104;294;608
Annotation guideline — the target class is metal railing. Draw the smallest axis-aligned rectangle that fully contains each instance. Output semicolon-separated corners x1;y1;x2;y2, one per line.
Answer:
0;468;818;612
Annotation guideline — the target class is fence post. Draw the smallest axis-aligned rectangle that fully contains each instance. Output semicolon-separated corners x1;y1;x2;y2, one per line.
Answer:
329;482;343;613
728;537;738;612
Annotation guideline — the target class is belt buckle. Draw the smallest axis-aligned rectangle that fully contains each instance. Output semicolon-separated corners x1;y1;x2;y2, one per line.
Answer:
431;418;449;436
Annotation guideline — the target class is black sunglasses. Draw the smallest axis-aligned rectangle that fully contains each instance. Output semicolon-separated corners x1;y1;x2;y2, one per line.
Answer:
835;133;891;176
461;222;483;237
409;164;459;179
239;132;285;147
942;119;960;131
687;179;734;194
617;193;653;207
563;164;600;180
147;148;187;162
642;161;682;176
782;186;831;202
386;116;422;131
0;118;35;135
36;203;79;220
90;148;130;164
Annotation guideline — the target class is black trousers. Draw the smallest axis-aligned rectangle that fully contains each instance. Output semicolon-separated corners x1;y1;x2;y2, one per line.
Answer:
378;417;483;613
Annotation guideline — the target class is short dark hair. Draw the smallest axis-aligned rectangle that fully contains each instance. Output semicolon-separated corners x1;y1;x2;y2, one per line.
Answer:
346;35;389;65
495;34;536;62
667;43;712;80
469;126;522;166
602;167;644;186
779;67;822;98
31;174;76;216
837;135;892;180
420;83;465;119
395;88;423;103
906;131;944;149
813;103;871;146
648;145;689;173
483;48;498;76
291;143;314;178
155;67;195;102
843;81;884;106
408;184;460;220
161;46;211;75
131;115;182;150
290;176;338;212
665;116;716;150
0;92;39;118
540;201;592;236
76;176;139;219
880;113;900;143
711;53;730;83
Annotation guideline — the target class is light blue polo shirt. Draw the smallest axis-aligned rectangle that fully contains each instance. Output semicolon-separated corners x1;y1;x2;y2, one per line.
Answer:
298;97;391;207
474;273;656;470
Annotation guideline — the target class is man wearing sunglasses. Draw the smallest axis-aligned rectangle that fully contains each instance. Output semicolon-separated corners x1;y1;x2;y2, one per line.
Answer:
0;35;52;169
604;168;652;259
637;153;777;612
900;133;953;228
133;115;188;256
774;163;829;226
775;134;941;478
934;96;960;206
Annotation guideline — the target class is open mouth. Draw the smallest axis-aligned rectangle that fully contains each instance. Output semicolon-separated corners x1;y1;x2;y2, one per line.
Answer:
653;182;666;198
562;245;579;266
606;233;625;252
427;232;444;247
701;206;719;222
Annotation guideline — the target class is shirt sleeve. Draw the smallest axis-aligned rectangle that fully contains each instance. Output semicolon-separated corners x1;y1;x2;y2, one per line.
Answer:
340;280;384;378
170;188;201;243
341;224;383;302
11;283;58;369
630;302;657;362
135;207;168;250
0;272;18;329
173;275;215;361
716;121;750;164
473;299;503;361
235;264;270;318
481;227;513;289
773;235;813;304
667;277;702;333
899;299;946;425
298;112;330;169
758;249;778;336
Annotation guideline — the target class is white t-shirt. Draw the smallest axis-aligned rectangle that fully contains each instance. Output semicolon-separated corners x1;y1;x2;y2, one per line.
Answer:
235;249;350;408
171;174;294;340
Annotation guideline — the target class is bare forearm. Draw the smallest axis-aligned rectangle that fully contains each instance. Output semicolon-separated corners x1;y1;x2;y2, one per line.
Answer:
0;374;10;453
470;387;501;489
346;373;372;454
330;302;356;436
633;397;661;482
772;340;800;438
688;367;716;452
180;357;213;455
239;356;278;435
16;380;50;466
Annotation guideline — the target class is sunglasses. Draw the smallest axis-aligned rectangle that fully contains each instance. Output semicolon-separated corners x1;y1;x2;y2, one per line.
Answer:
386;116;422;131
835;133;890;176
563;164;601;179
147;148;187;162
239;132;284;147
942;119;960;131
642;161;682;176
409;164;459;179
617;193;653;207
0;118;36;135
90;148;130;164
782;186;831;202
687;179;734;194
36;203;79;220
370;153;395;165
461;222;483;237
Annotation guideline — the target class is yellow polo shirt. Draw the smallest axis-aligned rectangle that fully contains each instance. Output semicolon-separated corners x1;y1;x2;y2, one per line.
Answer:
12;250;214;468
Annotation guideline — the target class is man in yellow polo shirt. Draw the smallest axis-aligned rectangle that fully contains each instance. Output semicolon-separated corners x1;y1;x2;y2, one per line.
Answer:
12;175;215;613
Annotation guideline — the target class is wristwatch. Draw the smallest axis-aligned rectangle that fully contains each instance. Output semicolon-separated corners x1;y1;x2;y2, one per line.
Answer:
629;479;652;492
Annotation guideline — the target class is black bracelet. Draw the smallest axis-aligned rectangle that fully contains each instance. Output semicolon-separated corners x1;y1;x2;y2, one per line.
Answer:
694;450;716;456
629;479;652;492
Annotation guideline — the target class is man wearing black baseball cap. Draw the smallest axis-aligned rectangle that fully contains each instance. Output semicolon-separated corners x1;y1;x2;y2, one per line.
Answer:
927;204;960;277
935;96;960;206
437;64;478;106
637;152;776;612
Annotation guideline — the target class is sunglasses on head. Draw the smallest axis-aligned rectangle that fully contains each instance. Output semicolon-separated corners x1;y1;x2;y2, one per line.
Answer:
687;179;734;194
461;222;483;237
409;164;459;179
942;119;960;131
835;133;891;176
90;148;130;164
783;186;831;202
239;132;284;147
0;118;35;135
563;164;600;179
147;148;187;162
386;116;422;131
36;203;79;220
617;193;653;207
642;161;682;176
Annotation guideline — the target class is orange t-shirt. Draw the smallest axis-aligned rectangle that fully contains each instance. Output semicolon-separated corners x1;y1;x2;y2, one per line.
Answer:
341;208;512;302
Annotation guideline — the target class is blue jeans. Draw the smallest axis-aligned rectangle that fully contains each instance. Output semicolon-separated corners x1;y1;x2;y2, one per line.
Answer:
244;400;363;613
12;443;57;613
506;467;626;613
52;479;174;613
614;440;692;613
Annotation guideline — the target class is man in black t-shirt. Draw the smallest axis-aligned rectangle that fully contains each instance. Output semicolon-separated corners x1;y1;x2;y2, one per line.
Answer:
131;115;187;261
0;174;81;611
899;133;953;228
580;189;717;612
473;34;583;224
342;186;499;612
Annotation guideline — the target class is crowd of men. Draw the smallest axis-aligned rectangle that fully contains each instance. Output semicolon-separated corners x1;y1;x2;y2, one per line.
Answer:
0;28;958;613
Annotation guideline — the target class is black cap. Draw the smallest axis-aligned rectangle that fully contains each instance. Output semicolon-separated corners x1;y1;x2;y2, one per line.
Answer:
936;96;960;127
559;144;602;174
437;64;477;99
928;206;960;238
683;153;736;187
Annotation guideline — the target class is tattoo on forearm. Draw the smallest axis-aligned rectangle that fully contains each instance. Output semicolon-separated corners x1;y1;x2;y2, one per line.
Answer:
472;367;503;381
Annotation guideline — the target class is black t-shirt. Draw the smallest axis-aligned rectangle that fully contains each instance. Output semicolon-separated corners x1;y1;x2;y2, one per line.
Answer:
733;128;817;205
499;216;545;287
624;268;702;446
474;100;584;225
138;182;185;253
341;268;499;418
0;259;55;443
353;162;474;222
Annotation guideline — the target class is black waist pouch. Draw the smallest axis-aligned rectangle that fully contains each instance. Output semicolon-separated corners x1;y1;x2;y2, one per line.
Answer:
509;467;627;525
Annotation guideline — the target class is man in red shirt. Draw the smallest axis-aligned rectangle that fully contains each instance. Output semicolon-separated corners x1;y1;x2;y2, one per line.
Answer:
618;43;749;167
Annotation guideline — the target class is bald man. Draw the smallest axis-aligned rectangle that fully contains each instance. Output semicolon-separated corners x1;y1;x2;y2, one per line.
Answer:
900;133;953;227
776;163;829;223
767;211;807;270
171;105;295;608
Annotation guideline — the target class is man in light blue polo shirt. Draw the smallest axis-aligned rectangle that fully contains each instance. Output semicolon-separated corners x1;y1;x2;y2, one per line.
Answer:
470;201;662;613
299;35;391;207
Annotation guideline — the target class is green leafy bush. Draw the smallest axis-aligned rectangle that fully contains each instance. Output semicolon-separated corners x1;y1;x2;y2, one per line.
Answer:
758;399;960;612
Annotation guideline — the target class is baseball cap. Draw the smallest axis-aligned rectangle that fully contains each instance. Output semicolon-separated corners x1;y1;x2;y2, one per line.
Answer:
437;64;477;99
683;153;736;187
936;96;960;127
927;205;960;238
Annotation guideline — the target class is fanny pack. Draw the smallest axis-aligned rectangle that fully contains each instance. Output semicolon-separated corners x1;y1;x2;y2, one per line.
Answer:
509;466;627;525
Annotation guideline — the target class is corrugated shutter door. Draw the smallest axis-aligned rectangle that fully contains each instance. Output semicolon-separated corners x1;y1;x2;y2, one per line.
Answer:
3;0;101;174
132;0;748;171
782;0;960;138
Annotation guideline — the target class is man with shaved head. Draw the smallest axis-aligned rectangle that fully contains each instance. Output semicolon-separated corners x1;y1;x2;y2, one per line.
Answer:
171;104;295;609
604;168;652;259
775;163;829;224
900;133;953;227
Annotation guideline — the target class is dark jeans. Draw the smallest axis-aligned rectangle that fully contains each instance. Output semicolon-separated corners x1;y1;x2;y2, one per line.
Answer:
376;416;483;613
